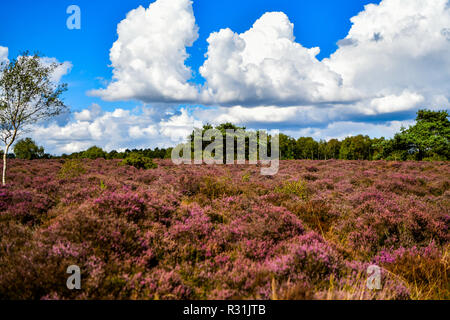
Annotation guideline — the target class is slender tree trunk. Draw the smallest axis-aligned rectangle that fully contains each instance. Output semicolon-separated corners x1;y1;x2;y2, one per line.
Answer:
2;145;9;186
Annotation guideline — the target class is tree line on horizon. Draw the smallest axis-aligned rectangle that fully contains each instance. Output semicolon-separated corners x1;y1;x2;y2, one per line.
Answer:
8;109;449;162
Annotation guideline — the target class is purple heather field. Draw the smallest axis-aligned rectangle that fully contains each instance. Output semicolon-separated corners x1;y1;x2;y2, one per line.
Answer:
0;159;448;299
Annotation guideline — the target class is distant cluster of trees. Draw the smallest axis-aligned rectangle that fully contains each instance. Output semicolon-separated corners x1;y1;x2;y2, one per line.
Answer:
184;109;449;161
278;134;382;161
7;109;449;162
60;146;172;160
4;142;173;161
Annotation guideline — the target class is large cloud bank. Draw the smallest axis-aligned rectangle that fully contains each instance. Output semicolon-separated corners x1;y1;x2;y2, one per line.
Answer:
4;0;450;154
90;0;199;103
92;0;450;114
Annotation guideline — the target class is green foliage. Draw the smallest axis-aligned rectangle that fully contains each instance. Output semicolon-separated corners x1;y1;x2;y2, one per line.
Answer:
381;110;449;160
339;135;373;160
13;138;44;160
121;152;157;169
189;122;248;161
295;137;318;160
58;160;86;179
275;179;309;200
82;146;106;160
0;51;68;126
198;176;239;199
63;146;170;160
404;109;449;160
241;172;251;182
106;150;120;160
279;134;296;160
325;139;341;160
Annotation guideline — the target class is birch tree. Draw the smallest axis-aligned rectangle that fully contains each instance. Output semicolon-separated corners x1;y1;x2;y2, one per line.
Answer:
0;52;68;185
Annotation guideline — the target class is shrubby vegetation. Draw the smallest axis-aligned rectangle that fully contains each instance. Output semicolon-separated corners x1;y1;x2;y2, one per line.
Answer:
121;152;157;169
57;160;86;180
80;146;107;160
0;159;448;299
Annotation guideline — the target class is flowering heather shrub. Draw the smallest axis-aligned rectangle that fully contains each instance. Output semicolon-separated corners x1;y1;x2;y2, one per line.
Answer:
339;189;448;255
373;243;449;299
0;187;54;225
94;190;146;221
266;232;344;284
0;159;448;300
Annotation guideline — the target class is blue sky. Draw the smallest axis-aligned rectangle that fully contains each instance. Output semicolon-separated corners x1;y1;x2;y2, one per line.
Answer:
1;0;378;112
0;0;449;154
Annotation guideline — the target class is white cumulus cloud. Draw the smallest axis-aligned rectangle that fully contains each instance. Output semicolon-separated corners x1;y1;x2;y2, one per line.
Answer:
30;105;201;154
0;48;71;83
0;46;8;64
159;108;202;143
369;91;425;114
90;0;200;103
92;0;450;117
325;0;450;112
199;12;357;106
40;57;73;83
285;120;415;142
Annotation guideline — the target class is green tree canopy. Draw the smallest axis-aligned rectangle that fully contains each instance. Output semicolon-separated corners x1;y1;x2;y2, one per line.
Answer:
57;109;448;163
382;110;449;160
13;138;44;160
81;146;107;159
295;137;318;160
121;152;157;169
